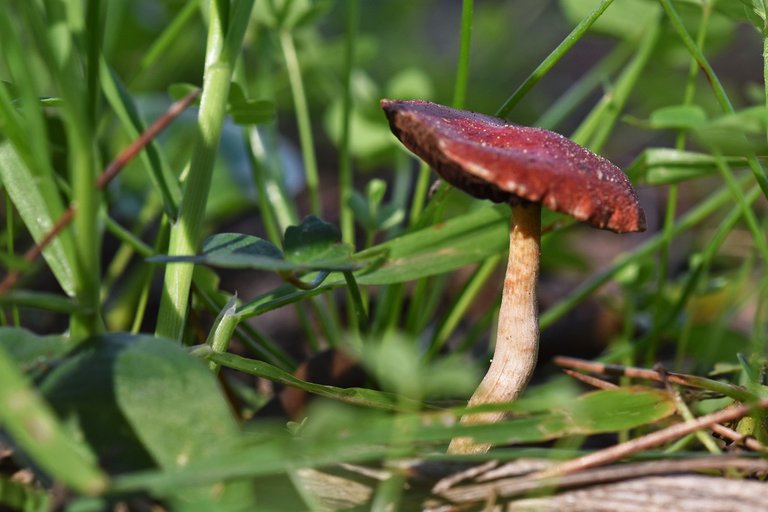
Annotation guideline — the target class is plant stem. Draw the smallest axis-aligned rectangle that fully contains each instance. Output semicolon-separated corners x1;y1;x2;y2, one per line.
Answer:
426;254;501;360
207;298;240;373
280;30;321;216
496;0;615;118
452;0;473;109
156;0;242;341
571;16;660;151
339;0;357;244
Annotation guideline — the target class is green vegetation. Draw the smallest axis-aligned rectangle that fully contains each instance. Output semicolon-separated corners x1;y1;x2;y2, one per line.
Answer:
0;0;766;509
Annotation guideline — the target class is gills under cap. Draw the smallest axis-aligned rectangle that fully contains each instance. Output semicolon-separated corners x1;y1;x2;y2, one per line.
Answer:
381;99;646;233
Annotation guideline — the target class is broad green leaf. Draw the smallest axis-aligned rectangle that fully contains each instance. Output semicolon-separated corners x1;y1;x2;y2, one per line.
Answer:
360;335;478;401
0;343;107;494
693;106;768;154
283;215;354;265
626;148;744;185
227;83;275;125
150;227;364;272
113;335;256;509
113;335;242;466
0;142;76;295
723;0;765;27
648;105;707;130
356;205;509;285
559;0;661;40
39;336;156;474
0;327;77;372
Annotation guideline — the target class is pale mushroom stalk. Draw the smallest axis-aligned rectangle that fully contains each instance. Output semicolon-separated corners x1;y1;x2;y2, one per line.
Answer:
448;202;540;454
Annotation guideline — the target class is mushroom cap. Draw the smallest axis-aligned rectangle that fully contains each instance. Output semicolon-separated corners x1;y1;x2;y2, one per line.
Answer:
381;99;646;233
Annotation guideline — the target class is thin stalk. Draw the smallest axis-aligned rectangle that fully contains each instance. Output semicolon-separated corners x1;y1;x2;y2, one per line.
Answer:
452;0;474;109
245;129;281;244
132;219;170;334
714;156;768;260
132;0;198;85
426;255;501;361
572;17;661;152
536;42;632;130
764;23;768;138
194;281;295;369
408;162;432;226
339;0;357;244
3;191;19;326
371;283;405;337
69;134;101;337
343;271;369;338
207;298;240;374
651;0;711;363
280;30;321;216
635;184;762;365
156;0;242;341
339;0;360;336
296;302;321;352
496;0;616;118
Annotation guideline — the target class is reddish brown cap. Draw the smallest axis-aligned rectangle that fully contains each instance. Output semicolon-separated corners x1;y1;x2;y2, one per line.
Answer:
381;99;646;233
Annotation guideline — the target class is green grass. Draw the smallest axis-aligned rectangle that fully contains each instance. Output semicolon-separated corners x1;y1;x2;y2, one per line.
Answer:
0;0;767;509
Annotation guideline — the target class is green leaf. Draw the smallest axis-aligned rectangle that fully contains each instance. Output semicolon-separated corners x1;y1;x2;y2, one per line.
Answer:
203;232;285;264
443;387;676;446
150;226;364;273
355;205;509;285
0;343;107;494
39;336;156;474
693;106;768;154
0;142;76;296
113;335;256;509
168;83;201;102
283;215;354;265
0;290;83;314
626;147;744;185
648;105;707;130
559;0;661;40
0;327;77;372
227;83;276;125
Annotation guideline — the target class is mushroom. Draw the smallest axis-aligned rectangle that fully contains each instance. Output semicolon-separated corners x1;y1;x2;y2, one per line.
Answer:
380;99;646;454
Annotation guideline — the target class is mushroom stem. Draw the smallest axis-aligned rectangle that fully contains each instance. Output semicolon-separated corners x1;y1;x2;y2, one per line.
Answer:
448;202;541;454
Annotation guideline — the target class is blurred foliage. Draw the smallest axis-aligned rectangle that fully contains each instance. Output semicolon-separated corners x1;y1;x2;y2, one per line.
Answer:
1;0;767;509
